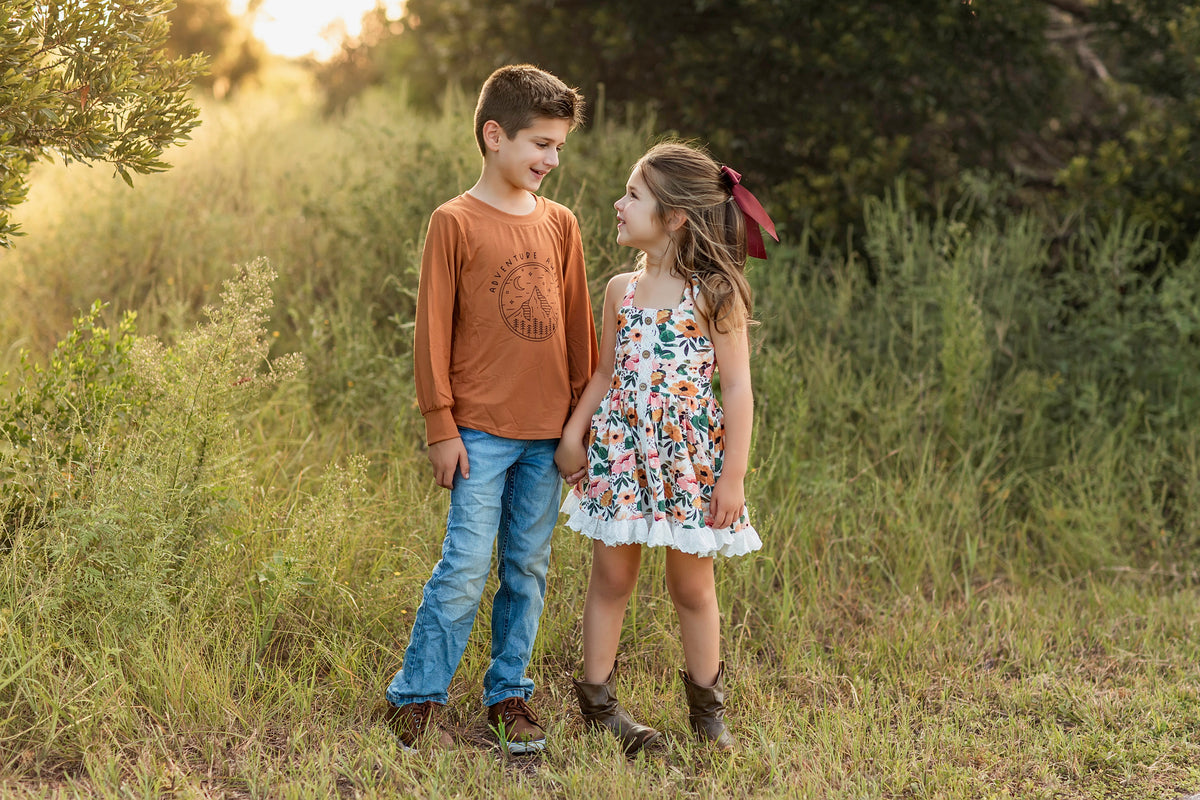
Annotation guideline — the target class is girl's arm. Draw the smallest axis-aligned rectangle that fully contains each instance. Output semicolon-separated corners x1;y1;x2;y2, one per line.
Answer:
555;272;632;482
706;302;754;529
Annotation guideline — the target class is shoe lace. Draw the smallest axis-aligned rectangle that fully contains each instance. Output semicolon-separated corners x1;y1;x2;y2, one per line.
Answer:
496;697;539;725
394;700;439;735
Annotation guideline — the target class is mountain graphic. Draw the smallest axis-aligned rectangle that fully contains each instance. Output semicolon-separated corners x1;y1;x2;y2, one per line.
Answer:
517;286;555;321
510;286;556;339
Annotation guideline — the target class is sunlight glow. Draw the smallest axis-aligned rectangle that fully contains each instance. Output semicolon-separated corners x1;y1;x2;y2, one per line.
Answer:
231;1;404;61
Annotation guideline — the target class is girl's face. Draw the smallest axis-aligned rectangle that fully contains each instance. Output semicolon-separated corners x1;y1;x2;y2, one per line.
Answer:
614;165;670;254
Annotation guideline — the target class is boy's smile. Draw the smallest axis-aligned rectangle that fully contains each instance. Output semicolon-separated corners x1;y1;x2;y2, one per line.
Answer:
493;117;571;194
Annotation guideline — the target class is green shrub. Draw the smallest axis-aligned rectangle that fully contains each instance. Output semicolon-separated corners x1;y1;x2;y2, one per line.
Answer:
0;259;301;755
750;177;1200;592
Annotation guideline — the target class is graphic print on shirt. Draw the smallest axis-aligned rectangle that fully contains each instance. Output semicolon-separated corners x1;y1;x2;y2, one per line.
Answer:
491;251;560;342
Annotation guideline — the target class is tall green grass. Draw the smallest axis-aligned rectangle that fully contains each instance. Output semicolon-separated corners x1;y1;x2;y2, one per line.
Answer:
1;71;1198;797
750;184;1200;596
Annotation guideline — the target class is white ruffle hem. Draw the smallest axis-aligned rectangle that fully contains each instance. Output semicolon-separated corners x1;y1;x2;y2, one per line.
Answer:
560;492;762;559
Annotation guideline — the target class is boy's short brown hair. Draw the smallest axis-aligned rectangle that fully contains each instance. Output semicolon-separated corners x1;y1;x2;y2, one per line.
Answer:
473;64;585;155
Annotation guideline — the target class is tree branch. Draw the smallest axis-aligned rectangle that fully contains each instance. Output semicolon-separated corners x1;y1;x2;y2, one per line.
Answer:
1044;21;1112;82
1041;0;1091;20
1074;37;1111;82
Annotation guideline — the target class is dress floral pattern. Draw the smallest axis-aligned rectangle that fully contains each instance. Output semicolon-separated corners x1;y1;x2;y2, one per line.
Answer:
561;272;762;558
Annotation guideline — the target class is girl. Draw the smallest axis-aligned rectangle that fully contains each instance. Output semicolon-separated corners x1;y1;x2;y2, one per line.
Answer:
555;141;776;753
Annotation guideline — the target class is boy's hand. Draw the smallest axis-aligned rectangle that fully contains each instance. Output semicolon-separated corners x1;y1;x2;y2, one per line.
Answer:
708;476;745;530
428;437;469;489
554;437;587;486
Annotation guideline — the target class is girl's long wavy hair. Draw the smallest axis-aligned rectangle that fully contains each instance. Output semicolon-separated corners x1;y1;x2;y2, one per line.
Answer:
634;141;753;334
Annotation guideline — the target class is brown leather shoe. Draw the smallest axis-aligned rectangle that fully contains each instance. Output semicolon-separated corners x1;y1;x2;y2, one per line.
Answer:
487;697;546;755
384;700;455;751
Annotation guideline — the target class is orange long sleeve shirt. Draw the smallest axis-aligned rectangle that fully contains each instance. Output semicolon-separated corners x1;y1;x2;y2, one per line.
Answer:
414;192;599;445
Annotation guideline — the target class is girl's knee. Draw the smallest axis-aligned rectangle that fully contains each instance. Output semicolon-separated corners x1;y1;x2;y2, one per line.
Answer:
664;555;717;612
666;578;716;613
590;562;638;599
589;543;640;596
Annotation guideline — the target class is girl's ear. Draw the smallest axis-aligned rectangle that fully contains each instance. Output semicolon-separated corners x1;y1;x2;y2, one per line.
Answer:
666;208;688;232
481;120;504;152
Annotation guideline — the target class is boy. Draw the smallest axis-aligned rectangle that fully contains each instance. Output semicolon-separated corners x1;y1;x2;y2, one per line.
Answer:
383;64;598;755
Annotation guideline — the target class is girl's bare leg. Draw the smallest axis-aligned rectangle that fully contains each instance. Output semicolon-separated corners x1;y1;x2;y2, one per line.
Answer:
581;541;642;683
664;548;720;685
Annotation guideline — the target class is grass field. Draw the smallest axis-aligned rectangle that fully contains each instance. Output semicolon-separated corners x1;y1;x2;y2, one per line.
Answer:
2;70;1199;798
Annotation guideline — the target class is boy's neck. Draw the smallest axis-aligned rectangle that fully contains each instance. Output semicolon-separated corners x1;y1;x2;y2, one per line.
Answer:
467;171;538;216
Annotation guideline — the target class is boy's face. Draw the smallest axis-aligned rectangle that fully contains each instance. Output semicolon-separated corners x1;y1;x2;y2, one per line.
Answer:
487;116;571;194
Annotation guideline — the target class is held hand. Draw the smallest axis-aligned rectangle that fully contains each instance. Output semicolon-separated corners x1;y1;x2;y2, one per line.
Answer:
554;436;588;486
707;476;745;530
427;437;469;489
563;464;587;486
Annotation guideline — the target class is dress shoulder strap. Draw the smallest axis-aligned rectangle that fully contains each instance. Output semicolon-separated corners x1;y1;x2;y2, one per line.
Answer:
621;271;642;308
681;274;701;310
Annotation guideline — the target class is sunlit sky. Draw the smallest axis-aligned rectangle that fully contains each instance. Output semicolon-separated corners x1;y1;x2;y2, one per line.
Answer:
231;1;404;61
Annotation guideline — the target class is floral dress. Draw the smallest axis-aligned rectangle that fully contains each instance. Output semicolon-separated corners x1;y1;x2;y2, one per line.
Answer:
561;272;762;558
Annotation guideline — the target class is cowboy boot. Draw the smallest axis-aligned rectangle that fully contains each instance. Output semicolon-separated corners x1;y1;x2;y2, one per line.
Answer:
679;661;737;750
572;664;661;754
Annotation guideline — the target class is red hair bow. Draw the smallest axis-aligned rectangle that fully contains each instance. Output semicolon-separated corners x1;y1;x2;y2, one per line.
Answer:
720;165;778;259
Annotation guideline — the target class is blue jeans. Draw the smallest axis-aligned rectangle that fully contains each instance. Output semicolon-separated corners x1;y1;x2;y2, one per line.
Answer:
385;428;561;708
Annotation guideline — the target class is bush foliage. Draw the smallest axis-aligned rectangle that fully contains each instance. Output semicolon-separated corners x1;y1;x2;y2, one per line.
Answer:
0;1;204;246
316;0;1200;257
